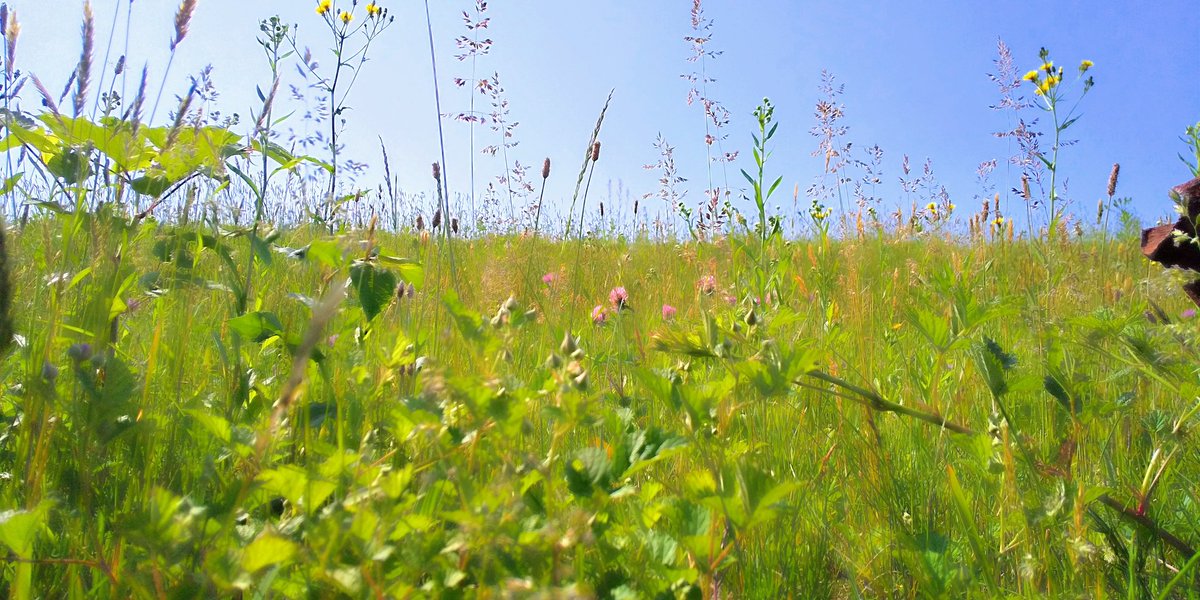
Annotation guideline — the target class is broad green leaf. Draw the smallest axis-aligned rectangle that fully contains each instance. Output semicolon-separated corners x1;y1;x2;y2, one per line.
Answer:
350;263;397;322
242;532;297;573
227;311;285;342
0;503;49;558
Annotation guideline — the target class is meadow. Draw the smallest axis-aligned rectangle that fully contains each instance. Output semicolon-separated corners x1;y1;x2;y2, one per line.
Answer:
1;1;1199;598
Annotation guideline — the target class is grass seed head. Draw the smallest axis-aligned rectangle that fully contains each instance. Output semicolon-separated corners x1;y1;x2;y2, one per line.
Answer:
1107;163;1120;197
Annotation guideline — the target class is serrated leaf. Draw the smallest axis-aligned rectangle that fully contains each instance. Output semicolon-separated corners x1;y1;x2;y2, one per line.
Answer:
350;263;397;322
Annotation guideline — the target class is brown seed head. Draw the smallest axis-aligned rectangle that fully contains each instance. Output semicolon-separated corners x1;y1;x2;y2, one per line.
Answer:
542;157;550;179
172;0;198;51
591;141;601;162
431;162;441;182
1107;163;1120;198
432;208;442;230
1021;176;1031;202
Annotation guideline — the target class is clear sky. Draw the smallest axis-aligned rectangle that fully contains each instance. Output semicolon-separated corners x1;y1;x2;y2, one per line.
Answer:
6;0;1198;229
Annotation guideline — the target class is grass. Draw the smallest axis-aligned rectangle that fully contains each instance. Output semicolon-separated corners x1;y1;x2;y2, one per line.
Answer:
1;208;1198;597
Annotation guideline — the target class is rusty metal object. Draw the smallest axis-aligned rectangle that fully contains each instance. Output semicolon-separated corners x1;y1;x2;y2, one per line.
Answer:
1142;177;1200;307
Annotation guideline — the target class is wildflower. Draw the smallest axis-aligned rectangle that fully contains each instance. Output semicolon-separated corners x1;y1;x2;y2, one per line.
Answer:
591;305;607;325
366;2;382;17
1079;59;1094;73
339;10;352;23
1022;70;1040;82
1183;309;1196;320
609;286;628;310
1040;61;1054;73
697;274;717;296
542;272;557;285
316;0;332;15
66;343;93;363
662;304;677;320
926;202;937;212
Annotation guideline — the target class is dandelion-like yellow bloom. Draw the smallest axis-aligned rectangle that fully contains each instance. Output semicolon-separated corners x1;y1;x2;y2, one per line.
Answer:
316;0;331;15
926;202;937;212
947;203;956;212
1022;70;1040;82
366;2;381;17
1079;59;1094;72
993;217;1006;226
1040;61;1054;73
340;9;352;23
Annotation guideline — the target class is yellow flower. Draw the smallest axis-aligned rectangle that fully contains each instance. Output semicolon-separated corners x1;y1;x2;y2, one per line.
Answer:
947;203;956;212
339;9;352;23
316;0;331;15
926;202;937;212
1022;70;1040;82
1079;59;1094;72
366;2;381;17
1040;61;1054;73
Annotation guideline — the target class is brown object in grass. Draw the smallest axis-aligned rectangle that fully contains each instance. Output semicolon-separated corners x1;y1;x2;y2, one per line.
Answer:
1142;177;1200;307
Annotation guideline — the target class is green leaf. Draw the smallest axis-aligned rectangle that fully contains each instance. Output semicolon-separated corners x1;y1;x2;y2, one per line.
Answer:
130;175;172;198
306;239;344;269
974;337;1017;397
350;263;397;321
0;503;49;558
242;532;297;573
442;290;483;341
227;311;285;342
0;172;23;195
47;146;91;183
377;255;425;289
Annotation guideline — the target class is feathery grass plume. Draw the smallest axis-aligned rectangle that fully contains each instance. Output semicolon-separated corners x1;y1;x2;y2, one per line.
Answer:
0;220;11;356
73;0;94;116
171;0;198;51
1107;163;1120;197
127;66;147;137
162;83;196;151
4;7;18;84
30;73;59;114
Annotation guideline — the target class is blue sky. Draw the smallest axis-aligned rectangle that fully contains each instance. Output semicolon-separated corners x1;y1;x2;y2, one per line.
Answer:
6;0;1198;228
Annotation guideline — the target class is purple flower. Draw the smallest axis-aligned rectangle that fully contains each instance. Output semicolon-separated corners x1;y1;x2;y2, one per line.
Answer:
591;305;607;325
542;272;557;285
1184;309;1197;320
697;275;717;296
662;304;677;320
609;286;628;310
